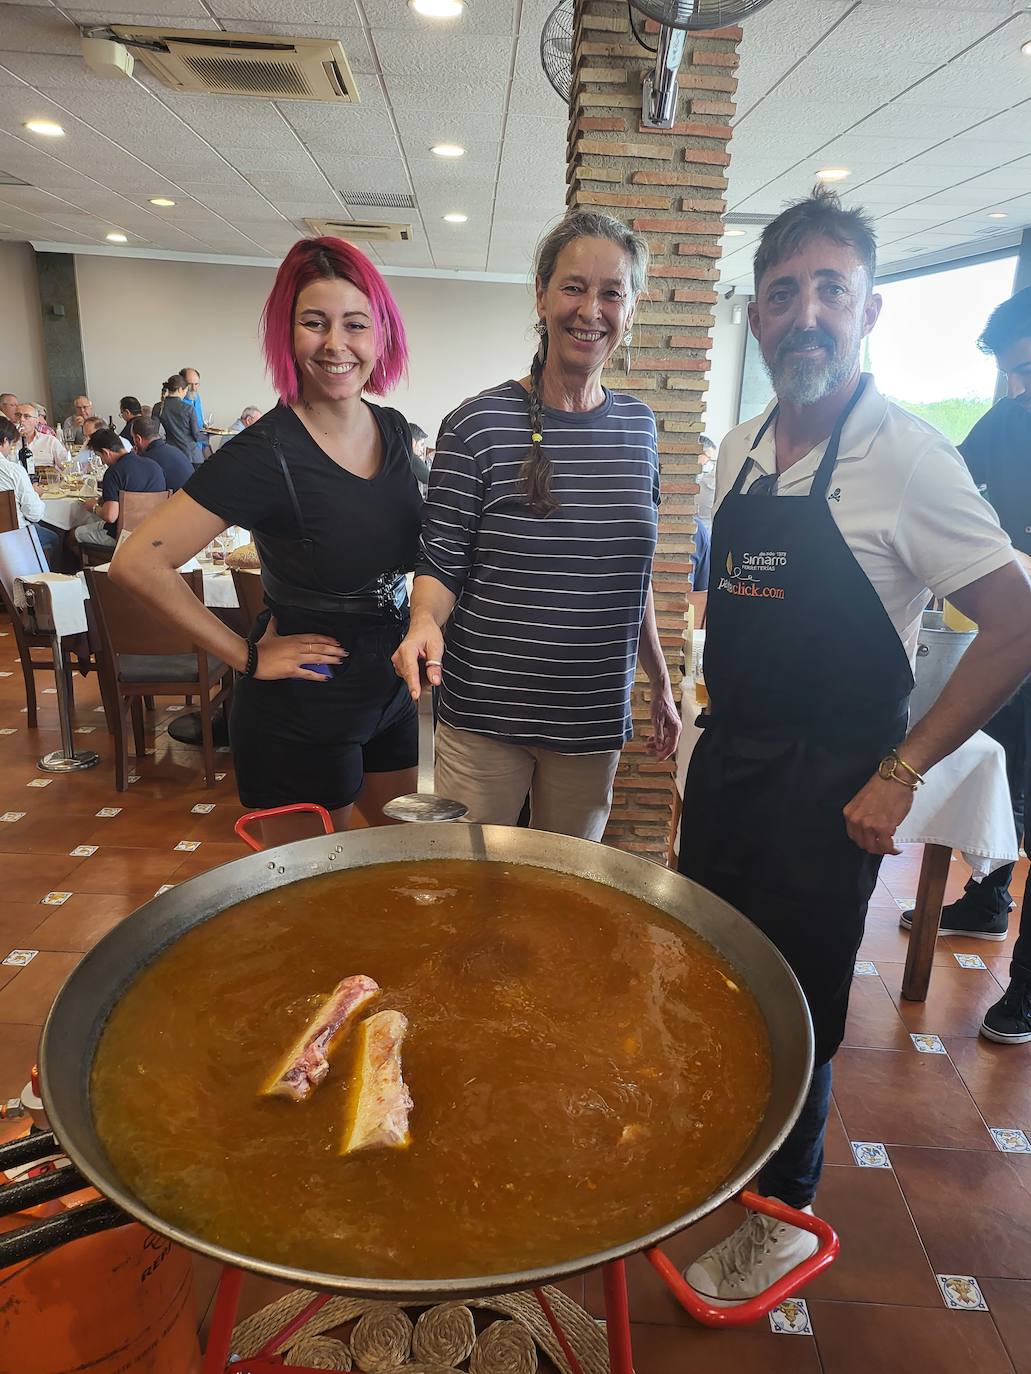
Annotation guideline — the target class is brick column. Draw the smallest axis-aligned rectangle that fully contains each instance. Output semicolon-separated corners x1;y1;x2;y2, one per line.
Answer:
567;0;740;862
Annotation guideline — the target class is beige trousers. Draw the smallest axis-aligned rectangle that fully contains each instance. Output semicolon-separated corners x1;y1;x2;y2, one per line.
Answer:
434;721;620;842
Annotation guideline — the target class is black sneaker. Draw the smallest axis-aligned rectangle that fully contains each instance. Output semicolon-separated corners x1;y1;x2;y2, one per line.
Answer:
899;897;1011;941
981;978;1031;1044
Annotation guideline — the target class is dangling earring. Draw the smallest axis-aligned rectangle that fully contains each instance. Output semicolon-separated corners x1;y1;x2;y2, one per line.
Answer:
535;320;547;337
622;329;633;377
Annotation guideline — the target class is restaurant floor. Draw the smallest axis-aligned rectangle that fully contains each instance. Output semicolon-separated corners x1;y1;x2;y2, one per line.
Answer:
1;626;1029;1374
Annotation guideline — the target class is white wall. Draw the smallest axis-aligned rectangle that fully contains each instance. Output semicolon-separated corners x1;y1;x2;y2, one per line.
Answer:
0;242;49;412
72;254;535;440
702;292;750;446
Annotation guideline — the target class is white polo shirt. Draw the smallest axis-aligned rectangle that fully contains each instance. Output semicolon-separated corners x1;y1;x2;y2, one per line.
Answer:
22;431;72;473
0;455;45;527
714;374;1014;660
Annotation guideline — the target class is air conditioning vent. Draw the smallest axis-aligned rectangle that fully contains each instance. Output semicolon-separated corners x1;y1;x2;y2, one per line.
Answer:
306;219;413;243
109;26;359;102
340;191;416;210
724;213;774;226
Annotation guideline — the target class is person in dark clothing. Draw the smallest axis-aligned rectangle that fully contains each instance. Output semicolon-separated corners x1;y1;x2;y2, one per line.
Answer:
73;427;165;552
931;286;1031;1044
119;395;142;441
156;375;202;461
130;415;193;492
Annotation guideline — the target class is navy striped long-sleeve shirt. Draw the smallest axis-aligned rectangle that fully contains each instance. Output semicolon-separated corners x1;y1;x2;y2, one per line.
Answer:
416;378;660;753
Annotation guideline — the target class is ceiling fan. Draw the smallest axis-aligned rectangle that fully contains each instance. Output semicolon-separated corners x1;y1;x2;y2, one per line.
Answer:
541;1;776;127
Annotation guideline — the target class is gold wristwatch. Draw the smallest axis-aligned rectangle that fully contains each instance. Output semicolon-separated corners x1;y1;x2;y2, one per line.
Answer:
877;749;924;790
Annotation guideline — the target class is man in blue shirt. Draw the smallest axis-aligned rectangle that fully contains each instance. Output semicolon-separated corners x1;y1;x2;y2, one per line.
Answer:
130;415;193;492
73;427;165;553
181;366;209;464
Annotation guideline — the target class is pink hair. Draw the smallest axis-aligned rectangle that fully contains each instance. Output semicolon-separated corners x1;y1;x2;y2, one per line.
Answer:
261;236;409;402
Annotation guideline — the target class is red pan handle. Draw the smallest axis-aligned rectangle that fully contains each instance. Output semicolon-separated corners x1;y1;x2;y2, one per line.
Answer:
646;1189;839;1328
234;803;334;853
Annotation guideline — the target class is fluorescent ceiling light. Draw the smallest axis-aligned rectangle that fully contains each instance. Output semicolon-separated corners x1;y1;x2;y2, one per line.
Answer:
149;196;176;207
106;232;128;243
724;228;746;237
410;0;464;17
443;212;468;223
987;211;1008;219
431;143;465;158
24;119;64;138
815;167;850;182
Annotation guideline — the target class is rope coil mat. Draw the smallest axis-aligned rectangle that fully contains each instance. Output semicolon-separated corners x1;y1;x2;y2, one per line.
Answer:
230;1287;609;1374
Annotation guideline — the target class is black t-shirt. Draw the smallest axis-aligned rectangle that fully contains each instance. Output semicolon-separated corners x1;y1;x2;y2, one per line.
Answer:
100;451;165;536
184;402;422;634
959;398;1031;555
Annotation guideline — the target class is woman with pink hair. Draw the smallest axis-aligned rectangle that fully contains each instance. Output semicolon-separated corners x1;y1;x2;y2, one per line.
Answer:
112;237;422;844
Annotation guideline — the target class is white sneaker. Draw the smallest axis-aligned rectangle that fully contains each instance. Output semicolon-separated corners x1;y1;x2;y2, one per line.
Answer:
683;1201;817;1305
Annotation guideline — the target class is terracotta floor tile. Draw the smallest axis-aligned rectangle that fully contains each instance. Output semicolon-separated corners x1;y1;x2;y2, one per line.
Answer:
0;951;80;1024
30;893;140;952
0;902;53;950
808;1300;1015;1373
60;846;185;895
943;1036;1031;1130
842;974;914;1051
832;1046;994;1151
892;1146;1031;1280
857;907;952;967
879;962;1010;1039
168;842;249;881
978;1279;1031;1374
626;1317;822;1373
804;1164;941;1306
0;1021;39;1097
0;810;106;855
0;852;87;904
824;1095;854;1167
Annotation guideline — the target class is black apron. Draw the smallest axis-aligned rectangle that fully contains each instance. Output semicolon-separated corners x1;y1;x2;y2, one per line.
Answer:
678;379;914;1063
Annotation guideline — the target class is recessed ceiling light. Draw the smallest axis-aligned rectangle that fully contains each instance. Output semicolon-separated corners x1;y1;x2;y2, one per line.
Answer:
815;167;850;182
443;212;468;223
24;119;64;138
431;143;465;158
1021;39;1031;56
149;196;176;207
410;0;464;17
105;232;128;243
724;228;746;237
988;211;1008;219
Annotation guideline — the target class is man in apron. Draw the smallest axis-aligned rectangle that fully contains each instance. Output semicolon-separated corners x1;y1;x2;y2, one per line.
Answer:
678;187;1031;1305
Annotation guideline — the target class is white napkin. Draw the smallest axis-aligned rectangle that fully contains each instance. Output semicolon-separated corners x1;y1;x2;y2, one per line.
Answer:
13;573;89;637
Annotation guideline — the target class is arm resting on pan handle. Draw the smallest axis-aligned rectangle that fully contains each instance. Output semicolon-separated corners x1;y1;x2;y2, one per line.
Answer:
234;803;334;852
0;1198;128;1266
646;1190;839;1328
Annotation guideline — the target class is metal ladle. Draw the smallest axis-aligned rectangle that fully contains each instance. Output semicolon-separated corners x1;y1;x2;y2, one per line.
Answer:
382;688;468;822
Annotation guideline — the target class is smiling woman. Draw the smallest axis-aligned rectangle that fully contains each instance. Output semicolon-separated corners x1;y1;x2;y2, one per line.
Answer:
111;238;424;846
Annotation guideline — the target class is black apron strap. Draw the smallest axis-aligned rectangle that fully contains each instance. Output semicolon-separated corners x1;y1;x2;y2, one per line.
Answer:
729;405;779;496
268;426;311;545
809;375;868;499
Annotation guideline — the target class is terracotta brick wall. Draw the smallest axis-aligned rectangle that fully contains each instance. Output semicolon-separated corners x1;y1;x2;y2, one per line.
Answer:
567;0;741;861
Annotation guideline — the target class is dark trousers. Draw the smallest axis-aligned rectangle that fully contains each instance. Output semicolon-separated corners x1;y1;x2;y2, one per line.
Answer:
33;522;61;568
756;1062;832;1209
957;681;1031;983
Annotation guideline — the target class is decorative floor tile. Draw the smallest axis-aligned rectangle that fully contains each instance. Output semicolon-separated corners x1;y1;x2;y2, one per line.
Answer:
166;705;183;712
769;1297;813;1335
40;892;72;906
215;772;226;782
0;671;12;678
0;812;26;822
69;845;98;858
154;884;175;896
128;774;141;784
0;727;17;735
854;960;879;976
937;1275;989;1311
42;687;56;694
2;949;38;967
174;840;201;852
851;1141;892;1169
27;778;53;788
75;727;96;735
895;897;916;911
96;807;122;817
989;1128;1031;1154
93;706;106;713
911;1033;947;1055
954;953;988;970
191;803;216;814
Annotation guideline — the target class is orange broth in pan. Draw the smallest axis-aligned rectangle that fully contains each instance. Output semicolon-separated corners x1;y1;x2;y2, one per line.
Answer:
91;860;770;1280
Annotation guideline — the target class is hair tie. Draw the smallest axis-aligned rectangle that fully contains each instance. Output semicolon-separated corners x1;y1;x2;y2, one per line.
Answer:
531;431;543;443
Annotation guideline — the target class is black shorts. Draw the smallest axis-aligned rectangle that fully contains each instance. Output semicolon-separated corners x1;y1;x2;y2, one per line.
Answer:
230;619;417;812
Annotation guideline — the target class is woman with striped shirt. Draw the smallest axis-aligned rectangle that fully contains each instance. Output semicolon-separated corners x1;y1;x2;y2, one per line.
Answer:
392;211;680;840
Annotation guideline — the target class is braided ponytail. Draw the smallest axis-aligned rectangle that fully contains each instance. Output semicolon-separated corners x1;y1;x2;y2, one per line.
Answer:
520;328;559;517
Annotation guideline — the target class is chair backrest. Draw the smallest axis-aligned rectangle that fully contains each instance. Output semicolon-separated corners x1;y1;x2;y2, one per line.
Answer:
117;489;170;535
0;525;48;611
0;489;18;534
84;567;205;659
231;567;267;624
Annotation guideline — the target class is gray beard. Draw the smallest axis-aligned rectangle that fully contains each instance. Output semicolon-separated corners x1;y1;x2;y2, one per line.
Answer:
768;347;858;407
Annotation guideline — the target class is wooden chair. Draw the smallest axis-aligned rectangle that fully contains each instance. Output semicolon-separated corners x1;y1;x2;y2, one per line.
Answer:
0;525;109;728
84;567;233;790
0;489;17;533
116;489;170;536
230;567;266;628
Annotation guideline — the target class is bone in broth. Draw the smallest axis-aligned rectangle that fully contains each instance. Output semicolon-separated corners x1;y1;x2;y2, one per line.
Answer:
91;860;771;1280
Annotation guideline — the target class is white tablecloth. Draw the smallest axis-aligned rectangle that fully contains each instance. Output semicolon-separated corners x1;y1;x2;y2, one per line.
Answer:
674;695;1017;876
91;561;240;609
39;493;93;532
